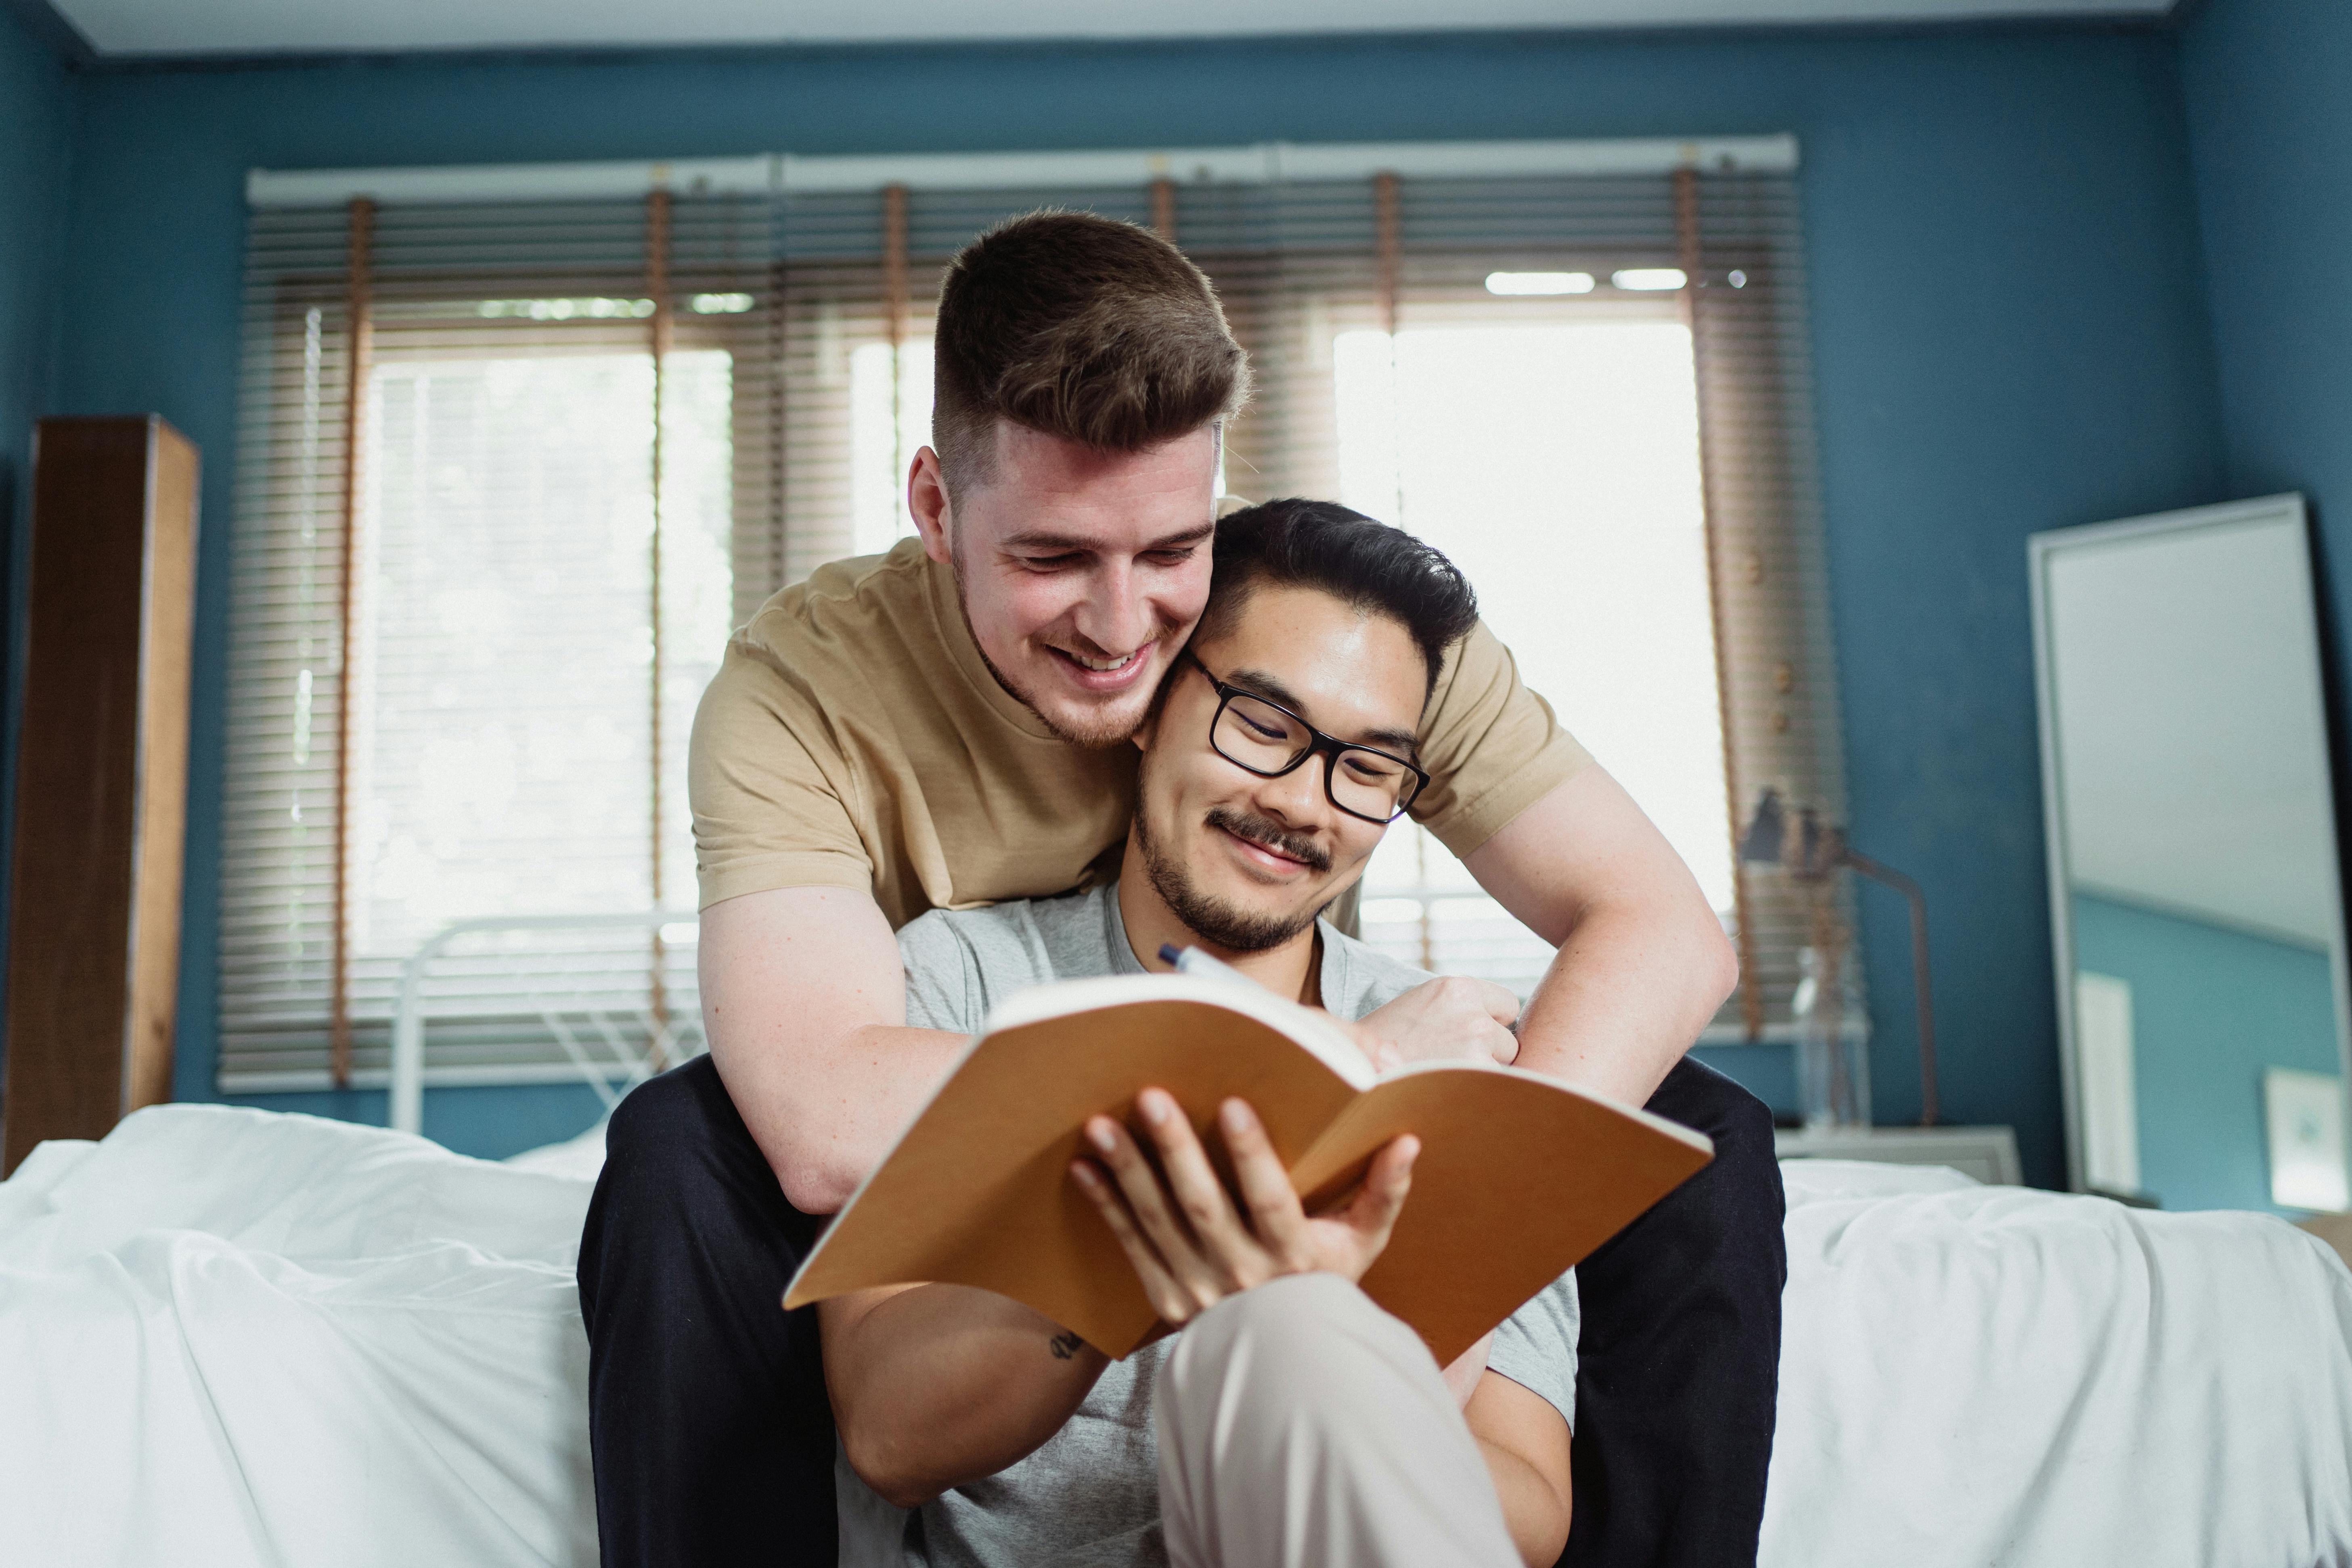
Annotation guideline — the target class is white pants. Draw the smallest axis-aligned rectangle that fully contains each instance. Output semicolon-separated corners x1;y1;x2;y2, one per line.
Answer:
1154;1273;1521;1568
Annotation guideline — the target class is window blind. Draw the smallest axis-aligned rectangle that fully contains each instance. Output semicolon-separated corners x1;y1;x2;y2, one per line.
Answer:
224;139;1851;1091
1194;170;1855;1038
223;193;777;1089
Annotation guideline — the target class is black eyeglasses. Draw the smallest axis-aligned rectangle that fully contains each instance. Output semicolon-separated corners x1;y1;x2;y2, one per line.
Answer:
1182;652;1430;825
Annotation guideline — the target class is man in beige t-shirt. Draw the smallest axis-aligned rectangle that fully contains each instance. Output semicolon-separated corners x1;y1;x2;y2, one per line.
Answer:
690;535;1583;935
579;212;1784;1568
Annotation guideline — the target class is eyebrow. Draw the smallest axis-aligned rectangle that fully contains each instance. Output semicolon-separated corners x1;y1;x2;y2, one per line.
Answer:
1222;664;1422;756
1000;522;1217;555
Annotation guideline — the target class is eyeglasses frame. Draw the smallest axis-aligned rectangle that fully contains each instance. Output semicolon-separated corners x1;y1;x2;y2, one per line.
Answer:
1180;651;1431;825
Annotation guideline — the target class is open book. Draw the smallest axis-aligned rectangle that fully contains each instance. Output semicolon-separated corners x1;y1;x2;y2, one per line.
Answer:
783;973;1714;1363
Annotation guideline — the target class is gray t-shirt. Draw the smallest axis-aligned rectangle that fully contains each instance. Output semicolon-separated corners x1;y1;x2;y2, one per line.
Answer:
836;881;1581;1568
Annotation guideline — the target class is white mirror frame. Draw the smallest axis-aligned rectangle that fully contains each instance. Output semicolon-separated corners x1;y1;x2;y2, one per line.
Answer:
2029;492;2352;1197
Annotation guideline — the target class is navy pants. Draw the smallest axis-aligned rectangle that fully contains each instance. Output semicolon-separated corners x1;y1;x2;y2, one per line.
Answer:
577;1053;1785;1567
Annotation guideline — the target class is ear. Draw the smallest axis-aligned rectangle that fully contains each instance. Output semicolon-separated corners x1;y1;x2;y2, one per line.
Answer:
908;446;953;565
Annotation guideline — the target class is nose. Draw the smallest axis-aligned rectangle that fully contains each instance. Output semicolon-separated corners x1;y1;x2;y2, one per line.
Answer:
1249;749;1332;829
1072;559;1154;657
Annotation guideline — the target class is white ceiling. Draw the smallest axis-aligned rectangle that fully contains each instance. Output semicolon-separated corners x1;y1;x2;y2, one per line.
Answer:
51;0;2170;59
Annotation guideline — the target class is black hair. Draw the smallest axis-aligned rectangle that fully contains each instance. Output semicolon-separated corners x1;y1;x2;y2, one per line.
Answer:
1197;499;1480;695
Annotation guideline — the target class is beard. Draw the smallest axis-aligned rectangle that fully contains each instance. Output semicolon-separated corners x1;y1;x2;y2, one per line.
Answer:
1134;799;1333;955
951;541;1159;750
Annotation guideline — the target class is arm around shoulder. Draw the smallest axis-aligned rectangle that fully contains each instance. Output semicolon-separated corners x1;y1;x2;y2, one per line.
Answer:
1412;623;1733;1102
700;886;972;1213
691;654;978;1210
1464;765;1738;1106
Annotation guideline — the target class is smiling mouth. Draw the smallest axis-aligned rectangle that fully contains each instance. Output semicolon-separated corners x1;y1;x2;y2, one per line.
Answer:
1056;647;1143;674
1207;808;1331;873
1223;828;1307;869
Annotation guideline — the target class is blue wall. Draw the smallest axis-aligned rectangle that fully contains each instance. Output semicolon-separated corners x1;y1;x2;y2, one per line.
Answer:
0;4;75;1093
42;27;2232;1173
2182;0;2352;635
2073;892;2340;1214
0;7;70;511
2166;0;2352;1208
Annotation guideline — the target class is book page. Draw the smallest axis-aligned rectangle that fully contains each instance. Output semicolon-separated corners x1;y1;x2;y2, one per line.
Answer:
979;973;1378;1088
787;980;1715;1365
1290;1066;1714;1363
785;992;1363;1357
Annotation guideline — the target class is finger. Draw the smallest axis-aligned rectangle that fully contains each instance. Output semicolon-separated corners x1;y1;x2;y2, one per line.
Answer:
1475;980;1523;1029
1331;1016;1400;1072
1138;1089;1264;1276
1218;1098;1310;1257
1339;1134;1419;1249
1482;1020;1521;1068
1085;1112;1226;1304
1070;1159;1195;1323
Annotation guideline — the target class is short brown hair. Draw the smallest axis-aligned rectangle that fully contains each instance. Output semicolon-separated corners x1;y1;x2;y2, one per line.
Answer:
932;210;1250;493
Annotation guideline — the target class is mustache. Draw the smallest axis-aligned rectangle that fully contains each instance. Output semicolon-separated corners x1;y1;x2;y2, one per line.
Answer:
1205;806;1332;873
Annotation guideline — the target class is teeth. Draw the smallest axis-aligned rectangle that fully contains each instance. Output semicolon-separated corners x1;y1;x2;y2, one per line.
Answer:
1068;649;1140;673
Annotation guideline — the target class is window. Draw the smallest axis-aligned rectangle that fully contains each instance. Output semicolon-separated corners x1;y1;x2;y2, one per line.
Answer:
356;349;730;946
1190;164;1857;1042
225;140;1849;1091
222;198;775;1090
1337;316;1734;992
850;338;933;556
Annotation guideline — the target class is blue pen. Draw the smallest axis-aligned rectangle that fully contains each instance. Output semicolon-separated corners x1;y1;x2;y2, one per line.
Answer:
1159;943;1259;990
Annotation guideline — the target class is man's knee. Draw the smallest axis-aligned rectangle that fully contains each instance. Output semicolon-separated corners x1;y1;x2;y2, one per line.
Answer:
1652;1060;1782;1210
1166;1275;1433;1415
597;1057;788;1227
1650;1058;1773;1154
582;1055;804;1321
1179;1273;1378;1361
605;1055;731;1175
1573;1058;1787;1314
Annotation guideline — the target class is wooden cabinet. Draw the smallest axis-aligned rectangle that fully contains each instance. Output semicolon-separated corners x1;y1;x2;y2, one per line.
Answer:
1;417;199;1174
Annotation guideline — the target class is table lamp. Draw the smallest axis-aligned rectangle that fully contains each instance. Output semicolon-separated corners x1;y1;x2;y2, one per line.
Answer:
1738;788;1942;1127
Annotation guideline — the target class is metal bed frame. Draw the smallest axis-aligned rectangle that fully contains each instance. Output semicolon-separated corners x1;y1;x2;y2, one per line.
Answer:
387;910;704;1137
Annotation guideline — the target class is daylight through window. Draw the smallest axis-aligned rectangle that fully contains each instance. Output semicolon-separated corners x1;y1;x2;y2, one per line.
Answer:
1337;320;1734;993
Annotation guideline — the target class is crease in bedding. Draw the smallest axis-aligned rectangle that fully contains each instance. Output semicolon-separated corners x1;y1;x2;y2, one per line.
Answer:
5;1105;2350;1568
0;1106;596;1568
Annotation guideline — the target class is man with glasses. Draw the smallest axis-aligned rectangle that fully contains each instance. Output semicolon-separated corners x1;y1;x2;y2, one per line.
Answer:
582;212;1782;1568
825;499;1577;1568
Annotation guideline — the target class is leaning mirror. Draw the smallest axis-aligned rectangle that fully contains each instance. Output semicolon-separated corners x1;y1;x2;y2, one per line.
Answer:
2032;494;2351;1214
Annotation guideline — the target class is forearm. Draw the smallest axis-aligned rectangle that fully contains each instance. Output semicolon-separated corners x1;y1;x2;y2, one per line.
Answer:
1511;897;1734;1105
702;885;975;1213
1464;767;1737;1107
824;1285;1109;1508
711;1020;969;1213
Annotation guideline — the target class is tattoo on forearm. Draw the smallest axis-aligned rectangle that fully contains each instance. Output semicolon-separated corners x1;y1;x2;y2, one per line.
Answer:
1048;1331;1084;1360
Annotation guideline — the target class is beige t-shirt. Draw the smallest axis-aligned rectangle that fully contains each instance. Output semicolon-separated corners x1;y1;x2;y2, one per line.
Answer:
689;537;1590;926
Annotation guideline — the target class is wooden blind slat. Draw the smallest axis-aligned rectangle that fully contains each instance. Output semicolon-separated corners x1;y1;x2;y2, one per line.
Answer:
223;163;1850;1089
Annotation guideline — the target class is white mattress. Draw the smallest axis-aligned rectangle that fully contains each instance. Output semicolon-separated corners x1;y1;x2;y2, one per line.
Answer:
1766;1159;2352;1566
2;1105;2347;1567
0;1105;599;1568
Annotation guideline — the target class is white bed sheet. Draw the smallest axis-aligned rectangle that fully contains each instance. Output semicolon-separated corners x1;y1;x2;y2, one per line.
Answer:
1768;1158;2352;1566
0;1105;598;1568
3;1106;2349;1567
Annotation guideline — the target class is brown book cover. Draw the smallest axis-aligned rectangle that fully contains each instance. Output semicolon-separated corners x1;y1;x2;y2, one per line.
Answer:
784;975;1714;1363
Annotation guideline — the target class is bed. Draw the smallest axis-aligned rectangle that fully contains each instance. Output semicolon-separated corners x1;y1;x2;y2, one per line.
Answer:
2;1104;2346;1567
